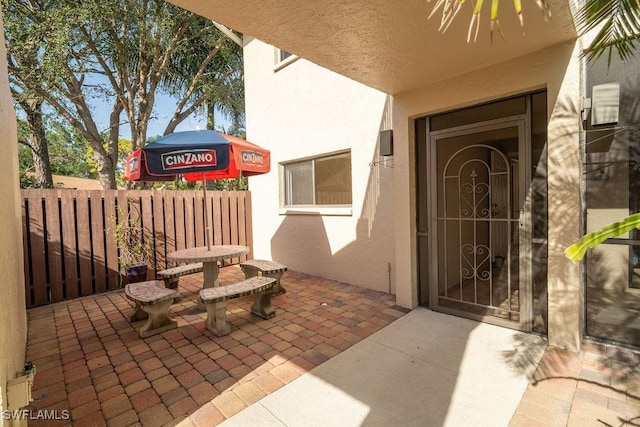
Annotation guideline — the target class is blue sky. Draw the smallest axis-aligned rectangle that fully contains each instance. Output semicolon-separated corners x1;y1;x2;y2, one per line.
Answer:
82;72;231;140
92;90;230;141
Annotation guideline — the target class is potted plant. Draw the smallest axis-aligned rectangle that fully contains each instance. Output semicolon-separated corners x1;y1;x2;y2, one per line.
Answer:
109;202;153;284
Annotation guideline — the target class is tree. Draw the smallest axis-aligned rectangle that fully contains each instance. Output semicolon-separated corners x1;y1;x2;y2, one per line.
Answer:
159;17;244;137
3;0;243;189
15;97;53;188
17;119;40;188
86;136;133;185
47;122;95;178
17;118;95;187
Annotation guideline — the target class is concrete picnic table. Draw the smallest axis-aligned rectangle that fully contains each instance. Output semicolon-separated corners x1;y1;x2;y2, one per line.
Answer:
167;245;249;309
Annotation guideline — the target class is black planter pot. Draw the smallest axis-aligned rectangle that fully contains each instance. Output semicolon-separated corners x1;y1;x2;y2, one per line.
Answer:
126;264;148;284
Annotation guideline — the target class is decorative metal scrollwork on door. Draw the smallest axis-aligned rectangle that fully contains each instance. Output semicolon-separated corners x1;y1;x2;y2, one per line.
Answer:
459;168;491;281
441;144;512;305
461;243;491;280
460;169;491;220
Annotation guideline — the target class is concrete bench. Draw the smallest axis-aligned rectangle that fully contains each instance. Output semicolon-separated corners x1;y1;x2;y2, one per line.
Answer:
199;276;276;337
157;262;204;301
125;280;179;338
239;259;288;296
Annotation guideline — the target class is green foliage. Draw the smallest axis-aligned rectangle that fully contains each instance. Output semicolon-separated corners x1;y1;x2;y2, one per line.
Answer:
19;172;39;188
158;180;199;191
17;118;95;183
17;119;32;170
46;121;94;177
109;202;153;270
565;213;640;262
3;0;246;188
17;138;39;188
576;0;640;65
156;177;247;191
210;177;248;191
87;136;132;184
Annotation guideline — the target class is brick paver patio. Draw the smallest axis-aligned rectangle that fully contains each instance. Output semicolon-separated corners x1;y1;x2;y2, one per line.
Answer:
25;267;408;426
23;266;640;426
511;342;640;426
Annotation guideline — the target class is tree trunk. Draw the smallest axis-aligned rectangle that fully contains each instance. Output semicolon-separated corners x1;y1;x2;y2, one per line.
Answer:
95;153;118;189
207;102;215;130
24;98;53;188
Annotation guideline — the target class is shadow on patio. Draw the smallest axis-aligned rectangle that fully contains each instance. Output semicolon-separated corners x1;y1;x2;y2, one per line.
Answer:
25;267;408;427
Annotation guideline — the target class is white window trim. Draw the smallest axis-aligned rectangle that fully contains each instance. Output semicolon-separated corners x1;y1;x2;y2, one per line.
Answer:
278;206;353;216
279;150;353;216
273;49;299;72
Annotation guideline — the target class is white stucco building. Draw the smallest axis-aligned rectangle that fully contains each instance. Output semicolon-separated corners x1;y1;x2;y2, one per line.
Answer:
166;0;640;352
3;6;640;419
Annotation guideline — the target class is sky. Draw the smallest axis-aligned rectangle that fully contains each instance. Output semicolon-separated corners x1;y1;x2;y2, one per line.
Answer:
81;71;232;141
92;90;231;141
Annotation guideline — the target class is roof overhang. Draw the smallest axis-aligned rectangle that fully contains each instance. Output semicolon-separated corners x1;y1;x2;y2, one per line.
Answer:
168;0;577;94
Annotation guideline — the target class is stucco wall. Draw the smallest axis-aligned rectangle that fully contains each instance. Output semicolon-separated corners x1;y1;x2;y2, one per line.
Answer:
244;38;395;293
0;13;28;422
393;41;583;351
244;35;584;350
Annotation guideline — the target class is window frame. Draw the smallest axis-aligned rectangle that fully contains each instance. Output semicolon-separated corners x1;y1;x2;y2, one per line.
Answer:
279;150;353;216
274;48;299;72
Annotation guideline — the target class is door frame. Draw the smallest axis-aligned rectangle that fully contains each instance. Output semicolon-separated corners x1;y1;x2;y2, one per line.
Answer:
426;114;533;331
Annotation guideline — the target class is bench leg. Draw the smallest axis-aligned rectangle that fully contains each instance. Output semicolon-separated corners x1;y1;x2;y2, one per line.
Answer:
251;290;275;319
129;303;148;323
265;272;286;296
138;300;178;338
241;266;258;279
162;277;182;302
205;301;231;336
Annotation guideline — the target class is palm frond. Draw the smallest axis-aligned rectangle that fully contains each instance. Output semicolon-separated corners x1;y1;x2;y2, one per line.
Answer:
513;0;523;27
427;0;551;42
577;0;640;65
427;0;466;33
565;213;640;262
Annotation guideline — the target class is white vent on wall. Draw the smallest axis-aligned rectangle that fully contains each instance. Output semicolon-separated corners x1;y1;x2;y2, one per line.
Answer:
591;83;620;126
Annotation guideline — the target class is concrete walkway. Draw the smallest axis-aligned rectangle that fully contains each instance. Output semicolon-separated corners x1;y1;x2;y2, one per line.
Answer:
217;309;547;427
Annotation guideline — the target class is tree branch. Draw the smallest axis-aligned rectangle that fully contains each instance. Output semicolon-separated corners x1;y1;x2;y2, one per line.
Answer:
163;92;208;136
169;45;221;120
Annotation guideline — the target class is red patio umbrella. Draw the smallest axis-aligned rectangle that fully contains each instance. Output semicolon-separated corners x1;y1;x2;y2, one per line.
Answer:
124;130;270;249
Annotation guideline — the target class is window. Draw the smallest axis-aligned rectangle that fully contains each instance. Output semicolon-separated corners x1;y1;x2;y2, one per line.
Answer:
283;152;352;207
274;48;298;71
279;49;292;62
584;53;640;347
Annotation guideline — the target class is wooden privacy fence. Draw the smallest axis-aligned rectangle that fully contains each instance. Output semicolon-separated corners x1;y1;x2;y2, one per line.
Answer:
22;189;253;308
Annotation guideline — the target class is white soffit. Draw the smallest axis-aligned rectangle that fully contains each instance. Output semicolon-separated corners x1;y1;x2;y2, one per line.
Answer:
169;0;577;94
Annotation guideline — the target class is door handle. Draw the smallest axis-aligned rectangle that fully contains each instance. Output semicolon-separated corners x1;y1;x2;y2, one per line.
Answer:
519;208;524;227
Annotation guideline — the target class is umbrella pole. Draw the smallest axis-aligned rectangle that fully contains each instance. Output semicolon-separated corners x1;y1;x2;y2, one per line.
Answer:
202;173;211;250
